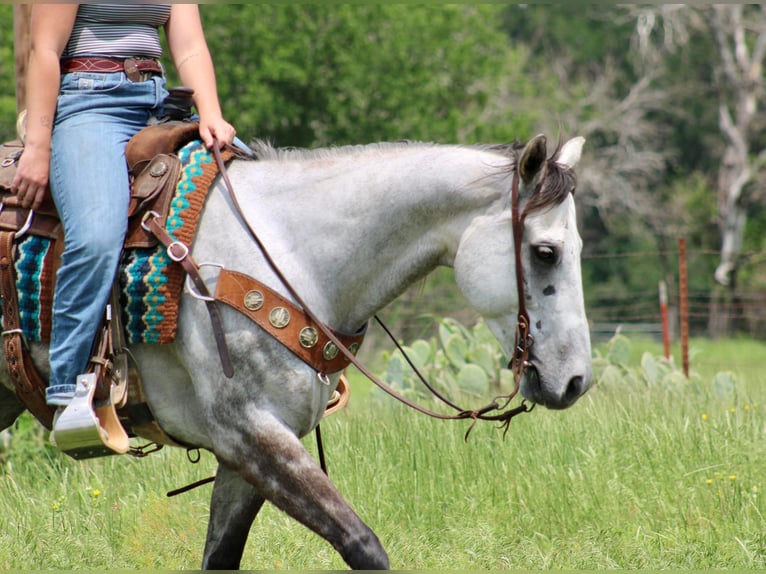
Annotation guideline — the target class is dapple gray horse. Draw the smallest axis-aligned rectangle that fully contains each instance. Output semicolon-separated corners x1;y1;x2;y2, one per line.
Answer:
0;134;592;569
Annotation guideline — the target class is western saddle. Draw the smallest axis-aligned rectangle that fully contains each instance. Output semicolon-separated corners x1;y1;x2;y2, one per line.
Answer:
0;119;202;458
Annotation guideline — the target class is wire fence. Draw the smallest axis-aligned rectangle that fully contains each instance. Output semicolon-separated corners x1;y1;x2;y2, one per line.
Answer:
361;244;765;364
583;246;766;341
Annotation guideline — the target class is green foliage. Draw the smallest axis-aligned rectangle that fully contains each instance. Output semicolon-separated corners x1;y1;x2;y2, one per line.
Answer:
375;316;744;420
0;6;18;141
503;5;638;81
592;331;744;405
593;332;694;389
197;5;527;147
375;316;512;406
1;4;764;326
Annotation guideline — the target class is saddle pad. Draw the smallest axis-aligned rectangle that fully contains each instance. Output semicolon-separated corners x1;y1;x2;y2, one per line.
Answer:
3;139;220;345
120;139;219;343
15;235;57;341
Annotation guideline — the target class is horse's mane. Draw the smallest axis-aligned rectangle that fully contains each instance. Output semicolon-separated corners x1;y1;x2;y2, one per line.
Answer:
249;139;440;162
248;139;575;215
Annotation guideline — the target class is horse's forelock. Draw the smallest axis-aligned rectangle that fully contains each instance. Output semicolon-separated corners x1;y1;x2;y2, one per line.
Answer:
520;140;576;217
480;140;576;217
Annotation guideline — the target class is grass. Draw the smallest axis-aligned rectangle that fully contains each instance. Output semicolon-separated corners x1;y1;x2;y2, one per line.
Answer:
0;337;764;569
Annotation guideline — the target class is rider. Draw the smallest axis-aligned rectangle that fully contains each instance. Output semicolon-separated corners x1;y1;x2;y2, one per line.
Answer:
10;4;236;408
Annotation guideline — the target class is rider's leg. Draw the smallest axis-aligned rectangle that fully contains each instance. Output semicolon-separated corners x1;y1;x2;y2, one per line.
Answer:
46;71;166;406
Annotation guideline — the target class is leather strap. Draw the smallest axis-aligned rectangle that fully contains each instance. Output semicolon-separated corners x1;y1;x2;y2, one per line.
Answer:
141;213;234;378
61;57;162;78
0;231;55;429
119;367;186;449
509;170;534;378
214;269;365;374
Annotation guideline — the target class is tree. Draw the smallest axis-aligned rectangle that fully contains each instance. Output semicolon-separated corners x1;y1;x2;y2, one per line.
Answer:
0;6;17;140
659;6;766;334
196;5;528;147
705;6;766;288
626;5;766;336
702;5;766;335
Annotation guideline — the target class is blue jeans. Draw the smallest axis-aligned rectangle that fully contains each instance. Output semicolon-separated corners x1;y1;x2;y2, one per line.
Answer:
46;71;168;405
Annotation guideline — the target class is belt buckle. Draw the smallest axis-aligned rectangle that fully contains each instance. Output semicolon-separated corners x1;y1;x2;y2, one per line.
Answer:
124;58;155;82
124;57;141;82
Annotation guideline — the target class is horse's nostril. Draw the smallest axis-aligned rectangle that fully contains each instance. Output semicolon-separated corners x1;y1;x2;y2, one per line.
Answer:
564;375;585;404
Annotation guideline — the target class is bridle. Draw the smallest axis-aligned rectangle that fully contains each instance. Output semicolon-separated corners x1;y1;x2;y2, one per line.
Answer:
510;167;535;399
211;142;537;438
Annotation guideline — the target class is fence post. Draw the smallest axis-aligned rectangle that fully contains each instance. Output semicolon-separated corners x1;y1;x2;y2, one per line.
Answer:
659;280;671;359
678;238;689;378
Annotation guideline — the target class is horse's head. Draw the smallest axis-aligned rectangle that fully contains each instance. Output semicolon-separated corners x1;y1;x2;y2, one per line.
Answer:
453;135;592;410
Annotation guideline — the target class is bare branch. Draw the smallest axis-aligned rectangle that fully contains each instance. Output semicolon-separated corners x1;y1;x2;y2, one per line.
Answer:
711;6;740;84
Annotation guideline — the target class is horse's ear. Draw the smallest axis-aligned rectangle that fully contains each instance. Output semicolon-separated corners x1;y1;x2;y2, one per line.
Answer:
556;136;586;169
518;134;547;184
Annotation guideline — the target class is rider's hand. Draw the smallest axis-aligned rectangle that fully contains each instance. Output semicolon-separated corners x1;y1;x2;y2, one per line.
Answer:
11;143;50;211
199;116;236;149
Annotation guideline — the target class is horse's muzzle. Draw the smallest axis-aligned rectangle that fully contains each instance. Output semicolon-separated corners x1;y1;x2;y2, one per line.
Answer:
519;362;589;410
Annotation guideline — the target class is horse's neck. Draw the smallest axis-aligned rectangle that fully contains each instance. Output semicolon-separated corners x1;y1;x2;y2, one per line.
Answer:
229;145;509;328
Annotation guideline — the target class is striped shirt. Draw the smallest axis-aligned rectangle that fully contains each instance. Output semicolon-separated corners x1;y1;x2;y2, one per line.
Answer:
63;4;171;59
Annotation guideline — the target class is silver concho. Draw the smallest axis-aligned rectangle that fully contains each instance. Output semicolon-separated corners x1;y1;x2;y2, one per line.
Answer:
322;341;339;361
243;290;264;311
348;342;360;355
268;307;291;329
299;327;319;349
149;160;169;177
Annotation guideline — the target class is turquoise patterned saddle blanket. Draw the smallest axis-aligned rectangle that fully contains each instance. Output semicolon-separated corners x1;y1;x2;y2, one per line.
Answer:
8;139;221;345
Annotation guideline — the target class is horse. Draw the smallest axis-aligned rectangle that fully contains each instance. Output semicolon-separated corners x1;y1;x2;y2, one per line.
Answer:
0;133;592;569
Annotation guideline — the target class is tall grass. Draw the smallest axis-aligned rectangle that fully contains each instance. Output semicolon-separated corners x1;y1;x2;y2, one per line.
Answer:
0;338;764;569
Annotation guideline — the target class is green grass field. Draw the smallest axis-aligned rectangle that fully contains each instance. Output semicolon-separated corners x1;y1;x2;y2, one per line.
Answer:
0;337;764;569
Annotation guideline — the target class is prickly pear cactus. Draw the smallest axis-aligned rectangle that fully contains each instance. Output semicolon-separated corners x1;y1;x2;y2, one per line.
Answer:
376;317;510;404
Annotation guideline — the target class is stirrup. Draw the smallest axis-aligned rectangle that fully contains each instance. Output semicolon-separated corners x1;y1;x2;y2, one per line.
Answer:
323;373;350;418
50;373;130;459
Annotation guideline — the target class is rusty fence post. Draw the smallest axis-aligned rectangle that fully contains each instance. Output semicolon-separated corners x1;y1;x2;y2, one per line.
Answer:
678;238;689;378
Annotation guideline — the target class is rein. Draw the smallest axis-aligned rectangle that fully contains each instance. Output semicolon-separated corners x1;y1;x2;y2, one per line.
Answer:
210;141;534;438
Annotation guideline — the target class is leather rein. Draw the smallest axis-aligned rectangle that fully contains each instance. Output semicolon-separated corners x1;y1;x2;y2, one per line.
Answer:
210;141;535;438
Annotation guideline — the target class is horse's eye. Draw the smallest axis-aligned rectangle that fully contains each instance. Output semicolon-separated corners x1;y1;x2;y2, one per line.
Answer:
533;245;558;264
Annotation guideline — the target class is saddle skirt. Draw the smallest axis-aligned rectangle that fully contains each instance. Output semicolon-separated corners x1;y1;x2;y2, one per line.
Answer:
2;136;224;345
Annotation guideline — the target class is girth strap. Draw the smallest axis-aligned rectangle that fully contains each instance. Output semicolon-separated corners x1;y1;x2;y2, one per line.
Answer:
0;231;55;429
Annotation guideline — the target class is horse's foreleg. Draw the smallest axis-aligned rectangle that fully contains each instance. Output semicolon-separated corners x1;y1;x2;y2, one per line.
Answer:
212;416;389;570
202;463;265;570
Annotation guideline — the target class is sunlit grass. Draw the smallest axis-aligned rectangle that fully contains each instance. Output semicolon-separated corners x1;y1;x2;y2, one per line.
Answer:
0;337;764;569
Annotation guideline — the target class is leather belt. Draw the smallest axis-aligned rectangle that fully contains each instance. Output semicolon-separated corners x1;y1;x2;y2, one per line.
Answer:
60;57;163;82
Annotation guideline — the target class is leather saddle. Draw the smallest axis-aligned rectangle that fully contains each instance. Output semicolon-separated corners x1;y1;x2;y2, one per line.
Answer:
0;120;201;247
0;120;201;456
